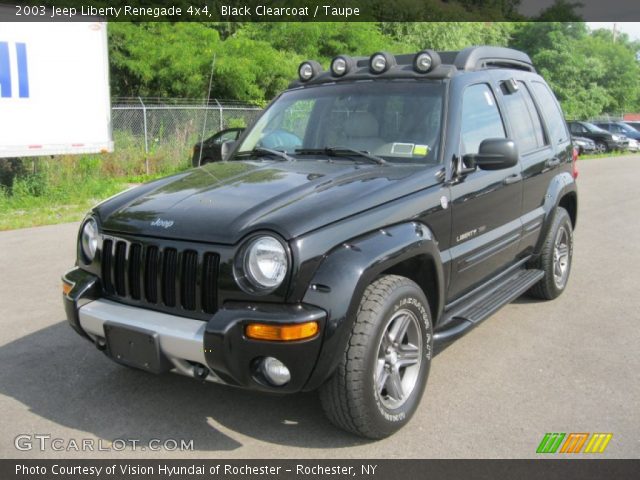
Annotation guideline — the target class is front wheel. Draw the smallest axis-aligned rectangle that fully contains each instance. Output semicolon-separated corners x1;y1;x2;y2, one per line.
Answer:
319;275;433;439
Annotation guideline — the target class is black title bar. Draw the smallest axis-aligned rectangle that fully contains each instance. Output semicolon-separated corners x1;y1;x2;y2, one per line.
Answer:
1;0;640;21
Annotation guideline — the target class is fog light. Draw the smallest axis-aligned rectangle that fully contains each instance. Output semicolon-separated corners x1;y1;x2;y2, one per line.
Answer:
414;52;433;73
299;62;314;81
261;357;291;386
298;60;322;82
331;56;350;76
370;53;387;73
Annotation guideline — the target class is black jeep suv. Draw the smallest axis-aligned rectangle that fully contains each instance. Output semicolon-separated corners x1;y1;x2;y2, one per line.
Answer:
63;47;578;439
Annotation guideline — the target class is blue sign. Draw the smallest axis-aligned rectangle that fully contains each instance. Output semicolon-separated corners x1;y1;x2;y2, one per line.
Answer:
0;41;29;98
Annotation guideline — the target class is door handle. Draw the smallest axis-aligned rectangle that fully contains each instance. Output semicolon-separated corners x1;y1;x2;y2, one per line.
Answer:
503;173;522;185
546;158;561;168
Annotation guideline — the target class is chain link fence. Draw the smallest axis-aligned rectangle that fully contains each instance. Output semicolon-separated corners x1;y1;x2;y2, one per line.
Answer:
111;98;262;164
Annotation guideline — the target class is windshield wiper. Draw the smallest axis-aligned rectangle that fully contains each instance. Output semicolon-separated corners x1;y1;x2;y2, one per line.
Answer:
234;147;294;162
296;147;386;165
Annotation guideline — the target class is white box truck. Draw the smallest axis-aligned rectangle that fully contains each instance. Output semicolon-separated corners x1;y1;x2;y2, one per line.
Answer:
0;21;113;158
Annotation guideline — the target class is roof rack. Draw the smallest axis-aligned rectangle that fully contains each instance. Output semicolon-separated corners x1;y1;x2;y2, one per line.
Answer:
448;46;535;72
288;47;535;89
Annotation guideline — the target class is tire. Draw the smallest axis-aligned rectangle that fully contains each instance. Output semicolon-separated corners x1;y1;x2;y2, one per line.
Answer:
595;141;607;154
319;275;433;439
528;207;573;300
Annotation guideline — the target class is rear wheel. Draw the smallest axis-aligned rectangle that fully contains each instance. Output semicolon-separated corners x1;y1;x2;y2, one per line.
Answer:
529;207;573;300
319;275;433;439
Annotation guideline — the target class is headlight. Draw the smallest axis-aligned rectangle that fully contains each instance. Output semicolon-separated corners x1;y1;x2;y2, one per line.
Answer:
238;235;288;293
612;134;620;141
80;217;99;262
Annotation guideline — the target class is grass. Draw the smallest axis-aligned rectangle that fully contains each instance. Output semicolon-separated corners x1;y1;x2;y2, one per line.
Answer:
0;144;191;231
578;150;638;160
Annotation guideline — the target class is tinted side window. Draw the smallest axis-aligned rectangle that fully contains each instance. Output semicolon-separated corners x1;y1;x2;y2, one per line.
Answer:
461;84;506;154
214;130;240;145
531;81;569;145
500;81;546;153
569;123;582;134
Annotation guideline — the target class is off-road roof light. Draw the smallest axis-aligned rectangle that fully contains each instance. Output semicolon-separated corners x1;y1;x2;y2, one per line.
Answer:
414;50;440;73
298;61;322;82
370;52;394;74
331;55;354;77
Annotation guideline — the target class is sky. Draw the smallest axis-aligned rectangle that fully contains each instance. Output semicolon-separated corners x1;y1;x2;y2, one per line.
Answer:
587;23;640;41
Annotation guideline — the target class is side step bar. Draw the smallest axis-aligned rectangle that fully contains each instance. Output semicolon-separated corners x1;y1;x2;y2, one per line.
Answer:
433;268;544;353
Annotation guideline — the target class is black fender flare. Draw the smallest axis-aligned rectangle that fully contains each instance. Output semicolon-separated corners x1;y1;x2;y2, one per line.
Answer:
535;171;578;254
301;221;444;391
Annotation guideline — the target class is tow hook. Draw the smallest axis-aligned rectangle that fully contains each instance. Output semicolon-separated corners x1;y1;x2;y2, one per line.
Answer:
95;338;107;351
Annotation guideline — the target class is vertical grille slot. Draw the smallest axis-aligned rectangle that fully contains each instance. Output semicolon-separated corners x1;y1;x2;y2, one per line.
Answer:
114;241;127;297
181;250;198;311
202;252;219;314
162;248;178;307
101;239;114;294
128;243;142;300
145;246;159;303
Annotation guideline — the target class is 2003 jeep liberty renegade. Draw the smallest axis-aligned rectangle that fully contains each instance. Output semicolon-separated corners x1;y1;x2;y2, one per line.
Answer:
63;47;578;439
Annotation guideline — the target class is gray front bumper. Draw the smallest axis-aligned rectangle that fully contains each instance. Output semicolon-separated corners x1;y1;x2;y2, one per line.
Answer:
79;299;222;382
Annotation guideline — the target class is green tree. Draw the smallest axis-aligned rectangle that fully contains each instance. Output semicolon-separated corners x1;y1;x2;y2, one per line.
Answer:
380;22;513;51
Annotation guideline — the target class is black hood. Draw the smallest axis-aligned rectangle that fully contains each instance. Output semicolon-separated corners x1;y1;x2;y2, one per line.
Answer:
97;159;443;245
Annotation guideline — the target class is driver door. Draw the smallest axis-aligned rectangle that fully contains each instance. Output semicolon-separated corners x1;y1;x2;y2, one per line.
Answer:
447;82;523;300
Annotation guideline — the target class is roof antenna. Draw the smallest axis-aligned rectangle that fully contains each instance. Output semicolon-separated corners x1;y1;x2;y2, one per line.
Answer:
198;53;216;167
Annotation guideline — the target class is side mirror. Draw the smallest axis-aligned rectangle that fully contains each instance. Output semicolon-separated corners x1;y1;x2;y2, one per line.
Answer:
221;140;237;161
463;138;519;171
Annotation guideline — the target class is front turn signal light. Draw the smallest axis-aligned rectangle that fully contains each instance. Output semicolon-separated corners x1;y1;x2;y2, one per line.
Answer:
245;321;319;341
62;281;73;296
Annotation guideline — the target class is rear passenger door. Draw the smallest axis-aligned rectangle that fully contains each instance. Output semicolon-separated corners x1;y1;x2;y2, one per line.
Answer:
519;80;572;253
494;76;555;255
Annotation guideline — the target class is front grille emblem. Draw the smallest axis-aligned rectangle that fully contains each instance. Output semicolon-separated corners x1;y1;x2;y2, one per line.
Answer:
150;218;174;229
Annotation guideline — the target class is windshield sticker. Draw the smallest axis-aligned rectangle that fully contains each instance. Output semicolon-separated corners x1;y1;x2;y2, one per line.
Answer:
391;143;414;155
413;144;429;156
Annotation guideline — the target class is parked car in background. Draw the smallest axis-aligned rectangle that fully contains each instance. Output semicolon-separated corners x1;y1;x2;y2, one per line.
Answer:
192;127;244;167
627;138;639;152
571;135;596;155
567;121;626;153
623;121;640;131
594;121;640;142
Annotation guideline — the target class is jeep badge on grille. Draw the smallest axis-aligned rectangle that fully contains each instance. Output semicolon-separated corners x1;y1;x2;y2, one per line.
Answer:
150;218;174;229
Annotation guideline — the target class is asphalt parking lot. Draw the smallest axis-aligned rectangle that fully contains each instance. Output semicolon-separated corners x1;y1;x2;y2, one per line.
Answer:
1;155;639;459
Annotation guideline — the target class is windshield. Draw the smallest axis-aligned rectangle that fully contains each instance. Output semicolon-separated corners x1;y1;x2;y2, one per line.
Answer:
236;81;445;164
584;122;609;134
616;122;635;133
